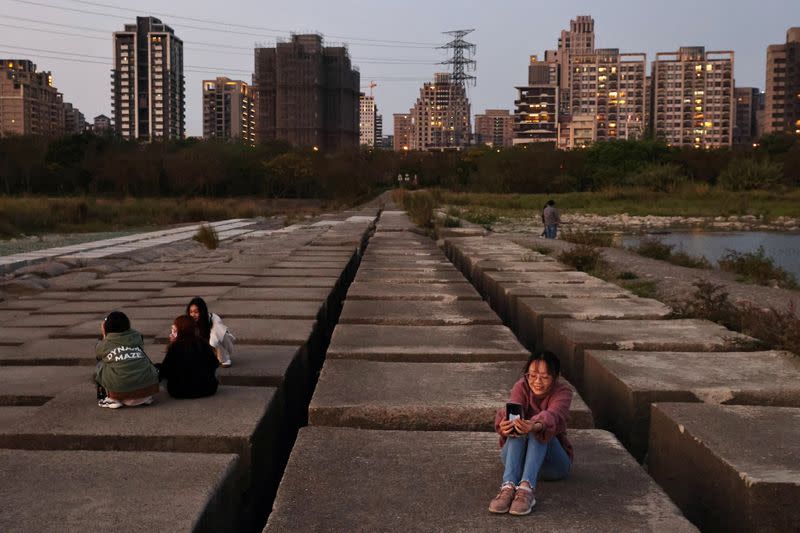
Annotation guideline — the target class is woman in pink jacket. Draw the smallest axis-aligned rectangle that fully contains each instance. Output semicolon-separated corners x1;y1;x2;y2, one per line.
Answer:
489;351;573;516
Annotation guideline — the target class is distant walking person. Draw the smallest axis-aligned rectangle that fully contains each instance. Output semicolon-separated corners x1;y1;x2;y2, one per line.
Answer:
186;297;235;367
542;200;561;239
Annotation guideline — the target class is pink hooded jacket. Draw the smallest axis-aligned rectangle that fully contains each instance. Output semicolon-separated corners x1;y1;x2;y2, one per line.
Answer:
493;377;574;461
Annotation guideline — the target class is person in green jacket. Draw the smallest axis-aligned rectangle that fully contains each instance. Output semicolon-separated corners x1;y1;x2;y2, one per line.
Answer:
95;311;159;409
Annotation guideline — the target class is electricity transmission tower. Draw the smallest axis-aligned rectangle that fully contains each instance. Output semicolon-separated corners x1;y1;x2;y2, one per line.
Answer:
439;29;476;148
439;29;477;87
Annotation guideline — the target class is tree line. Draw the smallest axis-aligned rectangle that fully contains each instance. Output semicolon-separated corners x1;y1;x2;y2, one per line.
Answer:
0;133;798;199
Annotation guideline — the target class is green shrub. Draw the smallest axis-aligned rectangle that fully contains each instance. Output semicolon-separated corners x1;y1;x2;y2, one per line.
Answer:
561;230;613;247
718;246;798;289
717;158;784;191
193;224;219;250
530;246;554;256
557;245;604;272
442;215;462;228
633;237;674;260
625;163;687;192
618;271;638;280
462;209;498;227
619;279;659;299
402;190;437;227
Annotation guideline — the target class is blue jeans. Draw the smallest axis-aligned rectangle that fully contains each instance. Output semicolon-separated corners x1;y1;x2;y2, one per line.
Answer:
500;433;571;488
544;224;558;239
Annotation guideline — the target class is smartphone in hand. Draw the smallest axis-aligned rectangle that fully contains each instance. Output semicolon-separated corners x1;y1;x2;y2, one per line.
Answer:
506;402;523;437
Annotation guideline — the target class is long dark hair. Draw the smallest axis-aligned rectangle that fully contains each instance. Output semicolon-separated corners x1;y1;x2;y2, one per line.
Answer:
186;297;211;341
173;315;199;342
104;311;130;334
523;351;561;379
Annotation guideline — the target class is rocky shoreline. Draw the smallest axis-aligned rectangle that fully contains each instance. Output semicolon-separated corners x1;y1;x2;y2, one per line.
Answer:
491;213;800;234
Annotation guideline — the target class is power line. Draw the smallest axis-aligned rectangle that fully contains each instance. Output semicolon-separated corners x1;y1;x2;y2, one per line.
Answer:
67;0;441;46
11;0;437;48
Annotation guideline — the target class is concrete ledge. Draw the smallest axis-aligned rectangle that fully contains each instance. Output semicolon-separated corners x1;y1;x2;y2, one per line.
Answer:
353;270;466;283
583;350;800;461
0;366;90;406
221;287;334;301
338;300;502;326
541;318;759;388
265;427;696;532
347;282;482;301
208;300;324;320
0;407;39;429
327;324;529;362
238;277;340;288
648;403;800;532
0;449;240;533
0;338;99;366
309;360;593;431
516;297;672;350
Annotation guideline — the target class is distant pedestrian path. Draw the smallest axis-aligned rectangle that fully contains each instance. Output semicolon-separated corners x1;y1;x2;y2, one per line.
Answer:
0;219;256;272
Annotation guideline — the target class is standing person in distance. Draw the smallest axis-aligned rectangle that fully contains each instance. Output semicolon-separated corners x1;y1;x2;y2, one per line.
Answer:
186;297;235;367
542;200;561;239
159;315;219;398
489;352;573;516
95;311;159;409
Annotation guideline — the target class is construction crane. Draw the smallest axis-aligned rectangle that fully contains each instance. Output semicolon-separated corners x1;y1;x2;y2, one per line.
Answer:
368;81;377;97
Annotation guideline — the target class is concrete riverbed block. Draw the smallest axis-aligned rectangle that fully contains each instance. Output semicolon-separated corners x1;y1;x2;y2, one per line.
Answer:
648;403;800;532
516;297;672;350
0;366;90;405
94;281;177;291
0;327;51;345
253;268;346;278
541;319;759;388
309;360;593;431
209;300;323;320
327;324;529;362
204;318;318;346
347;282;481;301
0;299;67;310
0;338;98;366
353;269;466;283
240;276;340;288
29;301;115;314
8;313;101;328
0;384;284;503
338;299;501;326
0;449;241;533
0;407;39;429
156;286;234;298
583;350;800;461
60;317;165;339
265;427;695;532
272;261;349;270
176;274;255;286
218;344;304;388
221;287;334;301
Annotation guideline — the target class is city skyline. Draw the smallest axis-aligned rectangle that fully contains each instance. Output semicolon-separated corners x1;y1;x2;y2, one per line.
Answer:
1;0;798;136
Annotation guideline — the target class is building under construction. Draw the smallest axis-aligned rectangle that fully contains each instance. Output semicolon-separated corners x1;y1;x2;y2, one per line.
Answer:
409;72;471;151
253;34;360;150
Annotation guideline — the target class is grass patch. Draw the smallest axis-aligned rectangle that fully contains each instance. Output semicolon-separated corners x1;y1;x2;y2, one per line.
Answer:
461;209;498;228
441;188;800;218
557;245;605;272
529;246;554;256
442;215;462;228
192;224;219;250
718;246;798;289
631;236;711;269
618;271;638;280
562;229;614;247
669;250;712;269
0;196;324;238
618;279;659;299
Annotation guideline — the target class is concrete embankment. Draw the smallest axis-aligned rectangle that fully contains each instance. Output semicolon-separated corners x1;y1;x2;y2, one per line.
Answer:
264;210;695;532
442;232;800;532
0;209;378;532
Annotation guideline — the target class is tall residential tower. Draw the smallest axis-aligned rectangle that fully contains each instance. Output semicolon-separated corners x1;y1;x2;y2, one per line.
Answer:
202;77;255;146
112;16;185;141
764;27;800;136
0;59;64;137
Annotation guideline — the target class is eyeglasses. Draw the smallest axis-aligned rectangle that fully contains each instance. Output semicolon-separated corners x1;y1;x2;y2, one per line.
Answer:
524;373;553;382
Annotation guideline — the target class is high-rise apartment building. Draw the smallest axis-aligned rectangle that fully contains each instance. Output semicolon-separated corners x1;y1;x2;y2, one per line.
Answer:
764;27;800;136
651;47;734;148
253;34;360;150
62;102;86;134
475;109;513;147
553;16;595;96
734;87;760;145
393;113;412;151
569;49;647;144
202;77;255;146
513;86;559;145
375;114;383;147
0;59;64;137
409;73;471;151
359;94;378;146
112;17;185;141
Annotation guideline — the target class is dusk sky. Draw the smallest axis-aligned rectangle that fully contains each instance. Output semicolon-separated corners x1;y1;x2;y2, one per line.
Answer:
2;0;798;136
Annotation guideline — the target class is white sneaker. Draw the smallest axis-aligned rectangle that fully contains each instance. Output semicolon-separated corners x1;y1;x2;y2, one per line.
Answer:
122;396;154;407
98;397;123;409
220;352;232;368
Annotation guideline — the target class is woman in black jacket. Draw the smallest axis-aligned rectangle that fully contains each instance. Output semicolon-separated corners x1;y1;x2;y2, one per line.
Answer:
160;315;219;399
